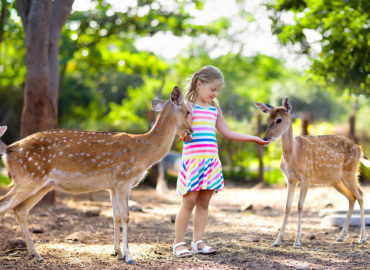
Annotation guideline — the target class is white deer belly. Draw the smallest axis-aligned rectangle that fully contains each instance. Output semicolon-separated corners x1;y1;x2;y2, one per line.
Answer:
282;158;344;184
47;168;111;193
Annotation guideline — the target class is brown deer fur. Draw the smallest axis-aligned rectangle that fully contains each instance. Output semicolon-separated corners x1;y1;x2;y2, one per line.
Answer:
255;98;368;247
0;86;192;263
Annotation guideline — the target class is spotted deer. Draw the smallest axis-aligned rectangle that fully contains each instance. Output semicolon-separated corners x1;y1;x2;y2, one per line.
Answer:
255;98;368;247
0;86;192;263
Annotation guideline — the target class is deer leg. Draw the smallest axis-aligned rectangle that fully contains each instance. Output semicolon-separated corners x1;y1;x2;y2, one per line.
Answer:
116;185;136;264
333;181;356;242
340;180;366;243
13;185;52;262
110;189;122;257
354;186;367;243
272;180;296;247
0;181;40;219
156;163;168;194
294;180;309;247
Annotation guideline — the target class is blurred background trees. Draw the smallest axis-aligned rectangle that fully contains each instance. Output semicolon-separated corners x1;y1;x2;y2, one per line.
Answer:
0;0;369;187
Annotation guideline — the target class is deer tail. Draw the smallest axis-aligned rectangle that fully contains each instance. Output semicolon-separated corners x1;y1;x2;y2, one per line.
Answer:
0;126;7;155
360;154;370;167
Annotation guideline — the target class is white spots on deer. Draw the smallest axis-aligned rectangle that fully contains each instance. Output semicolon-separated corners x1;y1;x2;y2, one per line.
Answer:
8;128;163;186
120;169;130;176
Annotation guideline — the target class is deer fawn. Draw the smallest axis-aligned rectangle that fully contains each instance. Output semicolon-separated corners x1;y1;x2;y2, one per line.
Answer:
0;86;192;263
255;98;368;247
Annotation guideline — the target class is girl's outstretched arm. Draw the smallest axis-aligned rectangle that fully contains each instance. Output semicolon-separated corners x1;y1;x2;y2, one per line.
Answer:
216;112;270;145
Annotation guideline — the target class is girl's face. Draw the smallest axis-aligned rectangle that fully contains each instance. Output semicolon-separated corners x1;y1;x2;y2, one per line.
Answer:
196;79;223;105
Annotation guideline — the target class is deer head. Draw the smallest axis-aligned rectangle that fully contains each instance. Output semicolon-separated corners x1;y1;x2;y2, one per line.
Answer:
152;86;192;138
255;98;292;141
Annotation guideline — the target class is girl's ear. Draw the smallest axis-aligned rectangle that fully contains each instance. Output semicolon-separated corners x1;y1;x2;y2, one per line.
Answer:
254;102;274;113
196;79;202;89
170;86;183;105
152;100;166;112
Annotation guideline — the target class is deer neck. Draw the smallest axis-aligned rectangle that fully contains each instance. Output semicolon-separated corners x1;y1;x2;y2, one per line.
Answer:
281;120;294;161
141;107;177;167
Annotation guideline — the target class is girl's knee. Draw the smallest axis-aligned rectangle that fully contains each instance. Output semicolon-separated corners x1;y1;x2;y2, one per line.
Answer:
196;199;210;210
196;191;213;209
182;192;198;210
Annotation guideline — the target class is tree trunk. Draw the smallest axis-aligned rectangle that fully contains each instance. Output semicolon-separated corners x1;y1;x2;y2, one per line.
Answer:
301;113;310;136
16;0;74;204
0;0;8;46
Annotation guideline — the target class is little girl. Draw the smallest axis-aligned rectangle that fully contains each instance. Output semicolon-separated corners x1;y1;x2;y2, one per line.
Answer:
173;66;270;257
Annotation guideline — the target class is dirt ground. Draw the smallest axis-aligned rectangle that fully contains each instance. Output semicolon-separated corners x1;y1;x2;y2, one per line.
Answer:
0;182;369;270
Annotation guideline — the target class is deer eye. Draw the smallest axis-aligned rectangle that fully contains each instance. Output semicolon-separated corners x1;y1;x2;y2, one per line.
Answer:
276;119;282;124
187;111;190;115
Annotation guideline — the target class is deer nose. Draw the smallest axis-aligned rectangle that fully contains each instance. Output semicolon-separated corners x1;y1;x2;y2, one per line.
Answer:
187;128;193;135
263;137;268;141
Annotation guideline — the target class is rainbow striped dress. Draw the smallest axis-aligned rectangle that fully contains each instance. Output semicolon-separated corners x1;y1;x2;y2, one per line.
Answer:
176;103;224;196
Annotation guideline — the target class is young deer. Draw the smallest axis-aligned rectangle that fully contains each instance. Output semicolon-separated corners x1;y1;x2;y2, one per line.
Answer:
0;86;192;263
255;98;368;247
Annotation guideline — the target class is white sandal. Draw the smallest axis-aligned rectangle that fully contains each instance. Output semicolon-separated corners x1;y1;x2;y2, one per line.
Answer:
191;240;216;254
173;242;192;258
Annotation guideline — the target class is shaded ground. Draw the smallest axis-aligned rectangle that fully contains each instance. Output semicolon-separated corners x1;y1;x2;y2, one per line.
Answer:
0;182;369;269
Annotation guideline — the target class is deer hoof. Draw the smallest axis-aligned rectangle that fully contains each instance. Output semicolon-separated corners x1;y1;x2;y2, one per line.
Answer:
293;242;301;247
32;254;44;262
271;242;280;247
336;238;344;242
126;259;137;265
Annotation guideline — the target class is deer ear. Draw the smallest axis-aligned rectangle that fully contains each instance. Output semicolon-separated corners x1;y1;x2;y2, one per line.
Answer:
170;86;183;106
282;98;292;112
254;102;274;113
152;100;166;112
0;126;7;137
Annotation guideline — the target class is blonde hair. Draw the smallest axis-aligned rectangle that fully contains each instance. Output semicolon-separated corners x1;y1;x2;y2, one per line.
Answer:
184;65;224;110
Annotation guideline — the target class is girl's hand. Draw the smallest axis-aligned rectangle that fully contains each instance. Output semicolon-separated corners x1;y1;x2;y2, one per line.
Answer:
179;134;192;142
255;138;271;146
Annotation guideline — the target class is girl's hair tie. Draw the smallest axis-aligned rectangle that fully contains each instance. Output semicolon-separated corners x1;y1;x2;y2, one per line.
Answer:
195;72;200;76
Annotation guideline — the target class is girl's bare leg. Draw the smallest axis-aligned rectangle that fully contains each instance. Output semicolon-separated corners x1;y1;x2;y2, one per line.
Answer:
193;190;213;250
174;191;199;253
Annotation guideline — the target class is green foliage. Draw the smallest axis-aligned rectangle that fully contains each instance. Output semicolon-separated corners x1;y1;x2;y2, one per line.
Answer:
268;0;369;95
0;8;25;142
0;174;11;187
104;78;163;133
56;0;228;133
